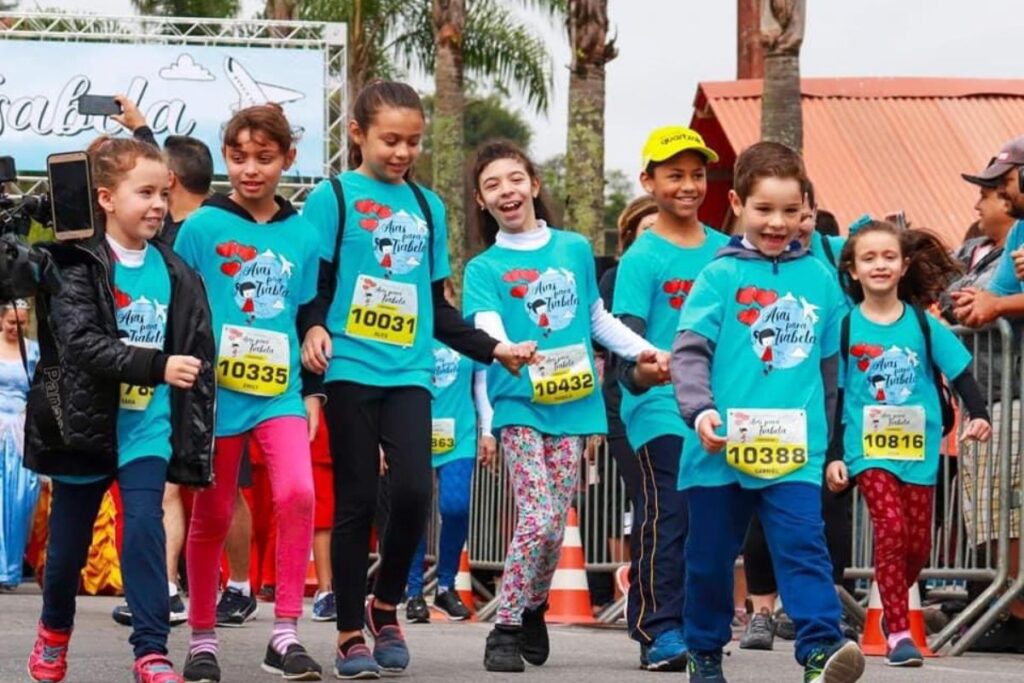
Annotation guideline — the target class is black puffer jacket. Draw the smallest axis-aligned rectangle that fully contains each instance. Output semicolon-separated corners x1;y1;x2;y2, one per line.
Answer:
24;236;216;486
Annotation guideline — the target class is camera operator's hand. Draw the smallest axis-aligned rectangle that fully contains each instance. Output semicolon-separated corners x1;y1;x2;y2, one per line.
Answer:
112;94;147;132
165;355;202;389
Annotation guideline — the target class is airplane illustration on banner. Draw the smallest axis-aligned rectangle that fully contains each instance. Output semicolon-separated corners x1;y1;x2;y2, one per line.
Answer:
225;57;305;110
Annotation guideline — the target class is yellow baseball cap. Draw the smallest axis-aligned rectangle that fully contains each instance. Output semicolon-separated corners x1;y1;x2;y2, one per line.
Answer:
641;126;719;169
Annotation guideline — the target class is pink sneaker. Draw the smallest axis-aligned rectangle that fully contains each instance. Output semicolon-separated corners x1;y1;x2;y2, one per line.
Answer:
27;621;70;683
132;653;184;683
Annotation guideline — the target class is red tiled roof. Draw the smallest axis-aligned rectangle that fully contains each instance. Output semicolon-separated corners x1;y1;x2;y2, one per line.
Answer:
689;77;1024;246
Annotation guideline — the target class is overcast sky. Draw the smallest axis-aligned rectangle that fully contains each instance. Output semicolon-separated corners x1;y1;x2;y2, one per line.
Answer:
22;0;1024;186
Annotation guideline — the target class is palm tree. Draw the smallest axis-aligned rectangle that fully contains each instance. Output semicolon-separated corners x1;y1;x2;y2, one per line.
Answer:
565;0;616;253
264;0;298;19
759;0;805;152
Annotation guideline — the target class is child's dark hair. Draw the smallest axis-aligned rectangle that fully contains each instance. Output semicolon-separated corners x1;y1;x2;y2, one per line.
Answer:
223;103;294;153
349;81;424;170
838;220;962;308
470;139;554;246
86;136;165;227
164;135;214;195
734;141;807;203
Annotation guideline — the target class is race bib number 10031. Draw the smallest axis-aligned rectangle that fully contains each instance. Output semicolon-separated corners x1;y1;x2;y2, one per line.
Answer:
726;408;809;480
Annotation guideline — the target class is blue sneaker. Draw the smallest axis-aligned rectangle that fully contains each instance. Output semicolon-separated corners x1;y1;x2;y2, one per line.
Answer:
365;599;410;673
334;641;380;680
803;640;865;683
312;591;336;622
646;629;688;671
886;638;923;667
687;650;727;682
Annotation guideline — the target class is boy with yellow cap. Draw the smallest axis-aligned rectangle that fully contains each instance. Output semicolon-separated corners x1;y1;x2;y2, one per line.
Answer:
610;125;726;671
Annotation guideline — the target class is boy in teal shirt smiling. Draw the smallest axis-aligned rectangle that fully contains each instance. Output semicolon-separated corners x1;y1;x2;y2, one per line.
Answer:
671;142;865;683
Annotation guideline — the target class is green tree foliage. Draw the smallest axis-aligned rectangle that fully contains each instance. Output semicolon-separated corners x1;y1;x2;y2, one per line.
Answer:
130;0;240;17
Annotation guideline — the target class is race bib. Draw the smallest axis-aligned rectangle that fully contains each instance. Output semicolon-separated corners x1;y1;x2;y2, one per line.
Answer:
345;274;418;347
120;340;159;411
528;344;596;405
217;325;290;397
862;405;925;461
432;418;456;455
726;408;809;480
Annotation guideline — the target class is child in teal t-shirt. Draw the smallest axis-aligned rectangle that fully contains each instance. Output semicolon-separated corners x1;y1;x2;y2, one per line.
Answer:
465;140;667;673
825;221;990;665
609;124;725;668
671;142;865;682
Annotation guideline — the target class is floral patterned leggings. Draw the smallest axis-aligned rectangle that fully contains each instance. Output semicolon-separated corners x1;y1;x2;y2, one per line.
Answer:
858;468;934;634
496;426;584;626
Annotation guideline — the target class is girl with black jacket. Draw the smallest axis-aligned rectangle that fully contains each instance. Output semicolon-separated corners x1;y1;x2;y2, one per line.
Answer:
24;137;215;683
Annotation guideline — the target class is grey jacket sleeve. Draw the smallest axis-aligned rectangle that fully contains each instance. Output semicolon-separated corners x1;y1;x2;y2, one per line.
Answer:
612;314;649;396
671;329;717;429
822;352;839;442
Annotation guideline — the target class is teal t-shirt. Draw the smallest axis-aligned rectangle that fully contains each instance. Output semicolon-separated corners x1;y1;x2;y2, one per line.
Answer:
810;231;847;274
988;220;1024;295
676;249;845;490
840;304;972;485
302;171;451;391
430;341;480;468
174;200;319;437
613;226;728;450
463;228;607;436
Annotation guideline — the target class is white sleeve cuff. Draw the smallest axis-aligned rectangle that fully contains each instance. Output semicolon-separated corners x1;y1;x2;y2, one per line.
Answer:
473;369;494;436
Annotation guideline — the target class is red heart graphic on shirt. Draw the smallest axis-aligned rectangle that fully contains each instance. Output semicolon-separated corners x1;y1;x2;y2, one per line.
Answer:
863;345;884;359
359;217;379;231
510;285;528;298
236;245;258;262
680;280;694;294
375;205;393;219
502;270;521;283
857;358;871;372
113;286;132;309
355;199;376;214
669;296;684;309
850;343;867;358
215;241;238;258
663;280;682;294
521;269;541;283
736;286;757;305
755;289;779;307
737;308;760;326
221;261;242;277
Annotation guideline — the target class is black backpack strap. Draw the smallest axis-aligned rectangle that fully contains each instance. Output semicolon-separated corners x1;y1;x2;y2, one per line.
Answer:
327;176;347;300
911;305;955;435
840;310;851;365
821;235;836;268
407;181;435;276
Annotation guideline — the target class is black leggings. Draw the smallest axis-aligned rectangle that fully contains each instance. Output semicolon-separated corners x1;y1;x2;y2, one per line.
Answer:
743;483;853;595
325;381;433;631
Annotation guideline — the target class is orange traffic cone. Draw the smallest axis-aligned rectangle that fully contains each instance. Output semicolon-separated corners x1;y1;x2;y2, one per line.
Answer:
546;508;595;624
861;581;935;657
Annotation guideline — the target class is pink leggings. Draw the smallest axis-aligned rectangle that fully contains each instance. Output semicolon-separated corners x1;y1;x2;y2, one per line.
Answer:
187;416;314;629
859;468;934;634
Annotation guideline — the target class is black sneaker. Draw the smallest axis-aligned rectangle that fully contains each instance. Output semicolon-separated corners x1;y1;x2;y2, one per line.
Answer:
739;608;775;650
687;650;727;682
520;602;549;666
484;625;525;673
774;609;796;640
183;651;221;683
169;593;188;627
434;590;470;621
261;642;323;681
112;602;133;626
215;587;258;627
405;595;430;623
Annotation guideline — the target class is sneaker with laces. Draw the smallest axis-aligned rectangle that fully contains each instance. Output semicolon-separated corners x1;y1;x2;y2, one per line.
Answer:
182;651;220;683
112;603;134;627
803;640;865;683
774;609;796;640
520;602;549;666
433;590;470;621
261;642;323;680
405;595;430;624
687;650;727;682
215;587;258;627
739;608;775;651
484;626;525;673
27;621;70;683
169;594;188;627
364;599;410;673
133;653;184;683
334;640;380;680
886;638;923;667
311;591;336;622
645;629;688;671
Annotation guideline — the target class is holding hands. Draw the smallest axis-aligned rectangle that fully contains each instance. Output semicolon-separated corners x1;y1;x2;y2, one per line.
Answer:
493;340;539;377
632;349;671;387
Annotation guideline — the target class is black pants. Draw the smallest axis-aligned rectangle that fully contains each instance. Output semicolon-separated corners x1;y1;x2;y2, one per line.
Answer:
43;457;169;659
627;435;688;645
743;481;853;594
325;381;433;631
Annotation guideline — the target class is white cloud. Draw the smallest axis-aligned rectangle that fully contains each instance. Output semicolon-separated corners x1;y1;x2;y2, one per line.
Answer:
159;54;215;82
